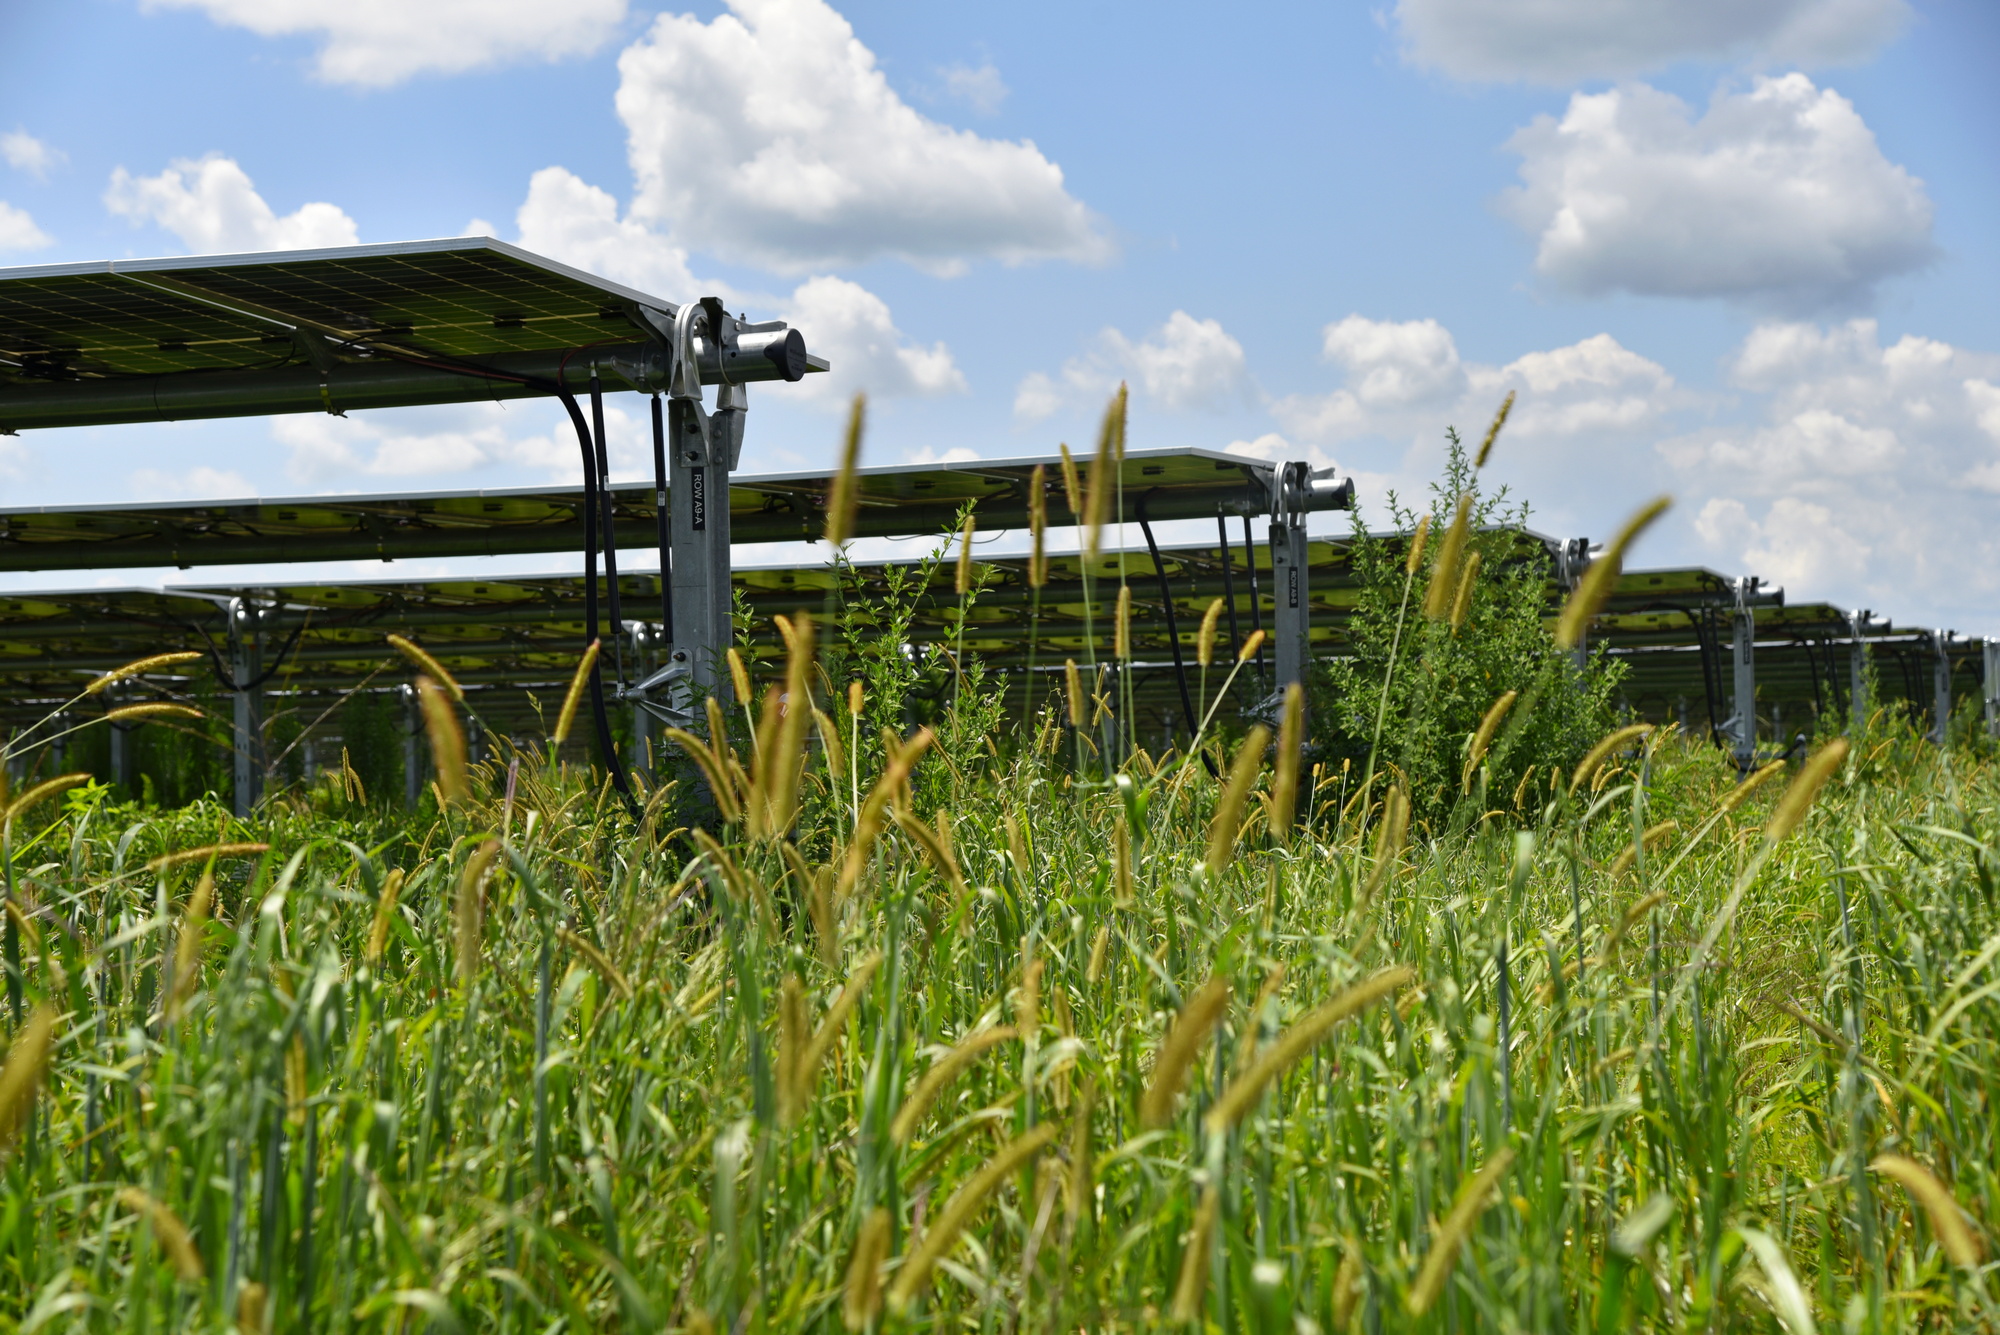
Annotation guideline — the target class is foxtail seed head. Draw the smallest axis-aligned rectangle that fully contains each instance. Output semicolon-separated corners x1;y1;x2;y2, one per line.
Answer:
1555;496;1671;650
552;639;601;748
1027;464;1049;589
1408;1147;1516;1315
1871;1154;1984;1268
1462;690;1518;793
1423;495;1472;621
87;650;204;695
1475;390;1514;469
1114;585;1132;660
1205;724;1270;876
387;634;463;702
1140;976;1231;1127
1271;683;1305;843
955;513;977;595
417;675;468;803
0;1004;56;1160
1404;515;1431;577
1197;598;1224;669
1449;549;1481;633
825;394;865;546
1765;738;1849;845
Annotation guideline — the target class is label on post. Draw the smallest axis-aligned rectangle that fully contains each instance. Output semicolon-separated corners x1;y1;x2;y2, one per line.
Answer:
690;466;706;531
1288;566;1298;609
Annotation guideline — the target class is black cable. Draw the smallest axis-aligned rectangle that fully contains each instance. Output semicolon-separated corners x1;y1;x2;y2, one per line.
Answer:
651;394;673;641
554;381;636;811
590;371;625;640
1215;512;1242;662
1241;514;1266;688
1137;490;1198;739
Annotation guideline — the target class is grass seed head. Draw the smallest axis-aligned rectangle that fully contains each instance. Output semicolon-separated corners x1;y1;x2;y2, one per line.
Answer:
1170;1185;1220;1323
825;394;865;546
890;1025;1016;1145
417;675;468;803
3;773;92;830
454;839;501;989
1028;464;1049;588
1081;385;1125;559
104;703;203;724
1065;659;1085;728
1114;584;1132;660
1205;965;1415;1132
1206;724;1270;876
387;634;463;702
1197;597;1224;669
1423;494;1472;621
1448;549;1481;634
1555;496;1671;650
1271;683;1305;842
887;1123;1059;1312
1058;442;1082;517
552;640;601;749
1871;1154;1984;1269
1474;390;1514;469
0;1004;56;1159
955;512;978;595
1405;515;1431;577
1462;690;1518;793
842;1207;891;1331
86;650;204;695
1408;1147;1516;1315
1570;723;1653;794
117;1188;205;1282
1141;975;1231;1128
365;867;407;967
1765;738;1850;845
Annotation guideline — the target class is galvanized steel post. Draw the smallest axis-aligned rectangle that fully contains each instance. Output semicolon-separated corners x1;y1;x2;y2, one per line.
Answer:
227;597;263;816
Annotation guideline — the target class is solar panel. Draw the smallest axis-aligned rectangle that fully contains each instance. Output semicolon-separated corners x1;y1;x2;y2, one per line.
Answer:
0;238;822;431
0;447;1280;571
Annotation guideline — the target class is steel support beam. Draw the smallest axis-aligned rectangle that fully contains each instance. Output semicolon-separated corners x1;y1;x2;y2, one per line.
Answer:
1270;516;1310;692
665;387;739;705
1723;577;1782;774
227;597;263;816
1932;630;1953;746
401;683;422;809
1847;610;1872;734
1985;639;1999;740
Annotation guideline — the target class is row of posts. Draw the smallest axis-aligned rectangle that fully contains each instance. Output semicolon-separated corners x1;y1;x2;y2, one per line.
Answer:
77;577;2000;818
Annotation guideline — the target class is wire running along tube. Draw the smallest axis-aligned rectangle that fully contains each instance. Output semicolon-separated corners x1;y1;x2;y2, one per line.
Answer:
554;375;636;810
651;394;673;641
1241;514;1267;688
1215;513;1243;664
1137;489;1199;740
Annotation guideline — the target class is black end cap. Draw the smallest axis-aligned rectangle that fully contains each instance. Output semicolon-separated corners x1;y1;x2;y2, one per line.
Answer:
766;328;808;382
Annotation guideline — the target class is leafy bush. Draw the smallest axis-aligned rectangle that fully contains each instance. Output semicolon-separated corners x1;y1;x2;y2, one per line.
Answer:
1315;430;1624;823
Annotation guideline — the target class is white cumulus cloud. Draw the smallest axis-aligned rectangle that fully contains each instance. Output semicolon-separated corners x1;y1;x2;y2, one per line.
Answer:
1501;75;1934;310
1396;0;1910;84
616;0;1109;274
105;155;360;254
273;401;645;487
782;275;965;401
1014;311;1250;420
0;201;52;252
512;166;704;301
128;464;256;500
1662;318;2000;620
143;0;630;87
3;130;65;179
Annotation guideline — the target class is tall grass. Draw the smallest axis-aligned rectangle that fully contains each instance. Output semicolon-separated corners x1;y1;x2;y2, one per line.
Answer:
3;510;1999;1334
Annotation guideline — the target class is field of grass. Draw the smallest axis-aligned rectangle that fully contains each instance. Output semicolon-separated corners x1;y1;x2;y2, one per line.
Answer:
2;628;1997;1335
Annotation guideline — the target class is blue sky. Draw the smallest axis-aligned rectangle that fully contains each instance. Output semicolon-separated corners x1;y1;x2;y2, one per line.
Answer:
2;0;1996;630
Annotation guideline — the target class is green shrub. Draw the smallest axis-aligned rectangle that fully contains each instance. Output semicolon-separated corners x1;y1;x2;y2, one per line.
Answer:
1315;430;1624;822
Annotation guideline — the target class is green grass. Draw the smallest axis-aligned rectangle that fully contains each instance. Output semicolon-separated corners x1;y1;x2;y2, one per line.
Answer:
2;681;1997;1333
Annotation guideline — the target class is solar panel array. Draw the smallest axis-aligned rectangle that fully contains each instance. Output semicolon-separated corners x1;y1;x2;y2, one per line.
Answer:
0;448;1273;571
0;238;675;384
4;536;1982;742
